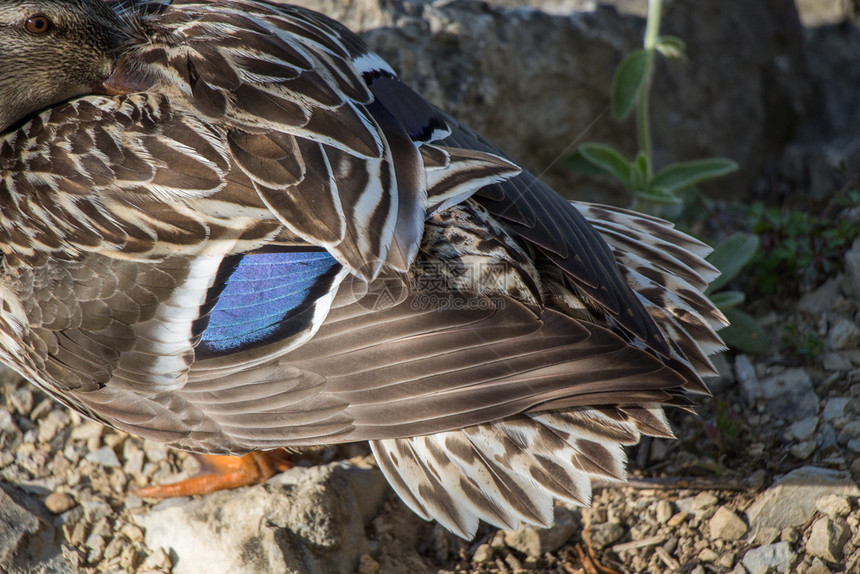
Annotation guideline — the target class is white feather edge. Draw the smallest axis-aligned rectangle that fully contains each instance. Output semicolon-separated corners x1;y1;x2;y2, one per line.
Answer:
370;407;670;539
368;202;723;539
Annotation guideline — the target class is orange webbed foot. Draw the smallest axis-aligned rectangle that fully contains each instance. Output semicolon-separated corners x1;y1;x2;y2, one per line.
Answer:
133;449;293;498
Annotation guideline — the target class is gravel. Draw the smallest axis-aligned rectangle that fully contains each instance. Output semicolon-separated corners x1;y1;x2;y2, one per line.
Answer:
2;4;860;572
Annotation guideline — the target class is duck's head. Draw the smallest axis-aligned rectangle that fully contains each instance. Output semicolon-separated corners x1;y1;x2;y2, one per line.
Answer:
0;0;129;133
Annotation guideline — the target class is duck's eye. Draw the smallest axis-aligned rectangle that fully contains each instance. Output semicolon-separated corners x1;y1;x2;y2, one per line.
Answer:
24;15;52;35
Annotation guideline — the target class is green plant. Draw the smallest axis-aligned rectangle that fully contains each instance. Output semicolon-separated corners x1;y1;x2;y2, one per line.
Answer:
781;323;825;361
704;233;767;354
745;187;860;296
566;0;738;211
567;0;765;353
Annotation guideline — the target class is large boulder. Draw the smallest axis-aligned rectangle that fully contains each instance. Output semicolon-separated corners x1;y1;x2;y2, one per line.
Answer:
291;0;810;203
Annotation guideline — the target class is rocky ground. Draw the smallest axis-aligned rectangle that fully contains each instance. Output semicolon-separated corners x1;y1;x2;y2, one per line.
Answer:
4;230;860;574
4;0;860;573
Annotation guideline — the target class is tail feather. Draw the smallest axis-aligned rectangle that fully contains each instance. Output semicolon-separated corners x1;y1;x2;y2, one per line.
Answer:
372;407;660;538
369;197;727;539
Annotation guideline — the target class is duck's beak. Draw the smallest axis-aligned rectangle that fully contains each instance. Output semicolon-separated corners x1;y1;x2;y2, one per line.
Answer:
93;60;151;96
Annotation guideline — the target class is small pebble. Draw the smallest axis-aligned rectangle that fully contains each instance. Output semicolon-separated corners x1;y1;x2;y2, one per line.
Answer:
806;517;850;563
588;522;626;549
9;388;34;416
70;421;102;442
120;522;144;542
140;547;172;571
119;545;139;572
691;492;719;511
699;548;718;562
44;492;75;514
655;500;673;524
822;397;849;422
85;446;121;468
790;441;816;459
788;417;818;442
473;544;492;563
30;398;52;421
816;494;851;517
85;533;106;563
667;512;689;527
709;507;748;541
358;553;380;574
755;527;779;546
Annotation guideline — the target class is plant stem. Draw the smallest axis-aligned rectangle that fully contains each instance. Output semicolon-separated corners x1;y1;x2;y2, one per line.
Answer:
637;0;662;181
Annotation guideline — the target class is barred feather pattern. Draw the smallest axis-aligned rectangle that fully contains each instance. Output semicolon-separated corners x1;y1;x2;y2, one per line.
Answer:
0;0;519;277
0;0;729;541
372;406;674;538
370;203;726;539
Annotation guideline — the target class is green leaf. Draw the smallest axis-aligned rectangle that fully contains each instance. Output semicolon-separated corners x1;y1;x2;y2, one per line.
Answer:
634;185;683;205
611;49;650;121
564;150;615;178
630;151;649;191
656;35;686;59
578;144;632;189
706;232;759;293
709;290;745;310
651;158;739;194
720;308;768;354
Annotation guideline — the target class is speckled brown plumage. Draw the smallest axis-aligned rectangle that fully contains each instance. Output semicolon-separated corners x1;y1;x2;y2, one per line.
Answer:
0;0;726;538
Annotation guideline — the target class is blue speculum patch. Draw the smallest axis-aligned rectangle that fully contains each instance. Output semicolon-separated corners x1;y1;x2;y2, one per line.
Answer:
195;250;341;357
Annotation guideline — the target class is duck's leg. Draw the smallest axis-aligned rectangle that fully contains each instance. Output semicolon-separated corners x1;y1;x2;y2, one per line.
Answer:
133;450;293;498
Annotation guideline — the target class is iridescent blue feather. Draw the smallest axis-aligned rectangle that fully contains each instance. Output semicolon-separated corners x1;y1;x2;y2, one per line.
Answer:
196;251;341;356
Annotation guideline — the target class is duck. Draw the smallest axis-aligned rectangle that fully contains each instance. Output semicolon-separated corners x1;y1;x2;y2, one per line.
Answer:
0;0;726;538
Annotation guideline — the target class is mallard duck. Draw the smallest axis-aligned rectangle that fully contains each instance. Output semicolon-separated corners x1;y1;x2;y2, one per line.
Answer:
0;0;726;538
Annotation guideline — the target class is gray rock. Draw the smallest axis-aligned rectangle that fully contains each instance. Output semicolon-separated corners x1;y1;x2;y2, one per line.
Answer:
838;421;860;443
741;542;793;574
290;0;808;204
690;492;719;511
504;506;578;556
85;446;121;468
69;421;102;442
705;352;735;393
0;409;17;433
822;397;850;422
822;352;853;371
807;556;833;574
827;318;860;351
792;23;860;200
655;500;673;524
36;410;69;444
798;277;842;314
845;238;860;299
709;507;748;541
805;517;850;563
588;521;626;549
815;494;851;517
135;461;390;574
749;368;819;419
745;467;860;536
735;355;759;401
754;527;780;546
818;423;838;450
788;416;819;442
790;441;817;460
0;483;75;574
9;387;34;416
